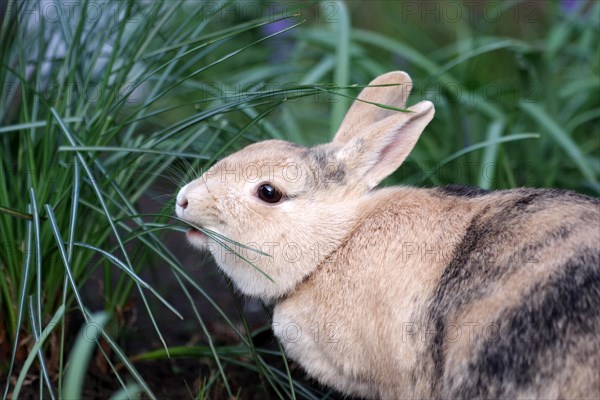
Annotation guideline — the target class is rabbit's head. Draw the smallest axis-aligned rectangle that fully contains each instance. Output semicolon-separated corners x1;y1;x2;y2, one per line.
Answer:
176;71;434;300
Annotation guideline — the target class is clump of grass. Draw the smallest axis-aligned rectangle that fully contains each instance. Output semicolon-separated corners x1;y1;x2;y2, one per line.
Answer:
0;1;327;398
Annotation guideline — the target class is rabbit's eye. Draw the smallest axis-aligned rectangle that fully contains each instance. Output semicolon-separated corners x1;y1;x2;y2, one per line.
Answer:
258;183;283;203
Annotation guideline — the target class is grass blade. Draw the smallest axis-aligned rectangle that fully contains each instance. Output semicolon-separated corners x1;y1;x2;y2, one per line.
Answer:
478;121;505;189
27;298;56;400
11;305;65;400
520;102;599;189
0;118;82;134
330;1;351;132
62;312;110;400
2;217;33;400
109;384;142;400
57;146;211;160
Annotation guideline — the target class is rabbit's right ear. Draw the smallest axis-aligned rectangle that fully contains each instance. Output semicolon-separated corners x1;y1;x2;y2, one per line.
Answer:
333;71;413;144
335;101;434;190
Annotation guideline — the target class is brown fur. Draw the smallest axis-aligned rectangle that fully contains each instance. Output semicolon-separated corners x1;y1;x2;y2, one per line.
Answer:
176;72;600;399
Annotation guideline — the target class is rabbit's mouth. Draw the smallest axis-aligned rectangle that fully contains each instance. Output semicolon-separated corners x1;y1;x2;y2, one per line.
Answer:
187;227;205;238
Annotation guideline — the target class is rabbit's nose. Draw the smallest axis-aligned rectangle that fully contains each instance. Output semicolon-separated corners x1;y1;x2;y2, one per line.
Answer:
175;185;190;216
175;196;188;218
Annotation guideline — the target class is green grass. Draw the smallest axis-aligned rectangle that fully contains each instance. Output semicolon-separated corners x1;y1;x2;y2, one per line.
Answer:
1;0;598;398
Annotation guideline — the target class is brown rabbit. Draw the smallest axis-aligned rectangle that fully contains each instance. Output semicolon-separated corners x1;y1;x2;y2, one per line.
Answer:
176;71;600;399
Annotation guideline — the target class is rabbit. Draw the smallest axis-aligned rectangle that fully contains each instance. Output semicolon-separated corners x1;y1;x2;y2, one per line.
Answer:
175;71;600;399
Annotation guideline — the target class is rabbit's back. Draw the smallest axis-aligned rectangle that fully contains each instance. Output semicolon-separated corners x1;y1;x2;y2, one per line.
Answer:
275;186;600;399
428;186;599;399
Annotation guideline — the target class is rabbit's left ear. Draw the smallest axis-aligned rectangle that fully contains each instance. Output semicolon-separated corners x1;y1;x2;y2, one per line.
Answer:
336;101;434;190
